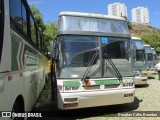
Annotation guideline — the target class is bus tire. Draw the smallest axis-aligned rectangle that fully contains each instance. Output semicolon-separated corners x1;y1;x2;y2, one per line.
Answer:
44;74;49;90
52;77;58;110
11;100;24;120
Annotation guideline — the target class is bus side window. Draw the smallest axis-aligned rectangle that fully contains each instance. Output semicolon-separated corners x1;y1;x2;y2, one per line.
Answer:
10;0;29;37
21;2;27;35
40;35;43;50
37;31;41;49
30;16;37;45
10;0;22;29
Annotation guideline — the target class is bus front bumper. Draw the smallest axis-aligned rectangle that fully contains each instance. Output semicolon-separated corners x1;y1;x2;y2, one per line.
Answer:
57;88;135;110
134;76;147;85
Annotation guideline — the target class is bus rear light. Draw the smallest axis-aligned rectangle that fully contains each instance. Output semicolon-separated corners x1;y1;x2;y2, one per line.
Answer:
63;103;78;108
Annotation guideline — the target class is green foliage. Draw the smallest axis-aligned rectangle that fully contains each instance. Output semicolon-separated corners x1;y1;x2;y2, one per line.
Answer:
43;22;58;49
30;5;45;32
140;33;160;56
30;6;57;50
122;16;132;30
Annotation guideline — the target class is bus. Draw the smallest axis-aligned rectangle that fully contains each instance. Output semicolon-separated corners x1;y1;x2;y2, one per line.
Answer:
151;48;158;65
50;12;135;110
144;45;154;69
0;0;49;119
131;37;147;85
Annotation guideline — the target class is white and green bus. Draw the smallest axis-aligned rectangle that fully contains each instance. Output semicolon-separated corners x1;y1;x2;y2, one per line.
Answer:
144;45;154;69
50;12;135;110
0;0;49;119
131;37;148;85
151;48;158;65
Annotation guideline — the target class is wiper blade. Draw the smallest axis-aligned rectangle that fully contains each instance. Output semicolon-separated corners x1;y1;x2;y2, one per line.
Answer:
104;53;122;82
81;50;98;82
90;67;100;78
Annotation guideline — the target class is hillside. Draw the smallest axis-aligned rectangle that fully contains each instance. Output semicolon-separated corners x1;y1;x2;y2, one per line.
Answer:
130;24;160;57
130;24;160;37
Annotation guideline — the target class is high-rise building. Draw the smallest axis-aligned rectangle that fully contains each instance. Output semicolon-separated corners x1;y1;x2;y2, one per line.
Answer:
108;3;127;17
132;7;150;24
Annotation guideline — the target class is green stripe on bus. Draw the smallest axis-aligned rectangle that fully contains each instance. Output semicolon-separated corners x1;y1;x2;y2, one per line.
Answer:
11;33;20;71
63;81;81;87
95;80;119;85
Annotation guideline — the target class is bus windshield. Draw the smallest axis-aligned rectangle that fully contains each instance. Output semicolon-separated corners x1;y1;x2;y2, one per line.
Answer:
132;40;143;49
102;37;132;78
58;35;100;78
144;46;153;61
57;35;133;78
136;50;145;61
145;53;153;61
153;55;157;60
59;16;129;34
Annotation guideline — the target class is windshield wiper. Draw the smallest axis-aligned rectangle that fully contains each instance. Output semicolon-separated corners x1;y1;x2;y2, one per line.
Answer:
81;50;98;82
104;53;122;82
90;67;100;78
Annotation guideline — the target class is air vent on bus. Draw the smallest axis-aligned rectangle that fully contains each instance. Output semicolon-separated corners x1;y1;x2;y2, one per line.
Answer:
83;85;100;90
104;84;120;89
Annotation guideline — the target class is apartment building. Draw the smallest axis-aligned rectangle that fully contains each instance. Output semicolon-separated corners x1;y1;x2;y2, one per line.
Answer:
108;3;127;17
132;7;150;24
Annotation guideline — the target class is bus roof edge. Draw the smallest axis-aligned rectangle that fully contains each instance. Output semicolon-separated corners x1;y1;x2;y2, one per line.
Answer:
59;11;126;21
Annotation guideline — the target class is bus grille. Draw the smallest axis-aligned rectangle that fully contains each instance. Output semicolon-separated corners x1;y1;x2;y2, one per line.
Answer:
83;85;100;90
104;84;120;89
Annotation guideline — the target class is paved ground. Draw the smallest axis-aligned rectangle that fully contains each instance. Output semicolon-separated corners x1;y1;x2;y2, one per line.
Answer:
29;76;160;120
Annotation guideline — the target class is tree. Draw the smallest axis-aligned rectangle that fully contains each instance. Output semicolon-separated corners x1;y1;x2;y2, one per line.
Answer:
43;22;58;49
30;5;45;32
122;16;132;30
30;6;57;49
141;33;160;57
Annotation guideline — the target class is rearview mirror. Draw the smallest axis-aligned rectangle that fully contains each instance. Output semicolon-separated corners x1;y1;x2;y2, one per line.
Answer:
132;44;137;61
50;38;57;58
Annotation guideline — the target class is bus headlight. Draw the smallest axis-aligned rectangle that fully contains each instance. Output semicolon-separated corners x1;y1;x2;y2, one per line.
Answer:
65;86;72;91
134;71;141;76
122;83;134;87
72;86;79;90
141;73;148;77
122;78;134;87
64;86;79;91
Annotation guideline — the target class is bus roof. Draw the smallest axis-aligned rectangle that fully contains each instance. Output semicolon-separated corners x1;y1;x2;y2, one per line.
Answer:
59;11;126;21
131;37;142;40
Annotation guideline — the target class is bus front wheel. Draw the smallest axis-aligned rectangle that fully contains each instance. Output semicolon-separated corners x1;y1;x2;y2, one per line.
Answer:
11;101;24;120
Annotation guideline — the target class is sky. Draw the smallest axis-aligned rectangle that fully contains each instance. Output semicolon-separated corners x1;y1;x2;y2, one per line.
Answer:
28;0;160;28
